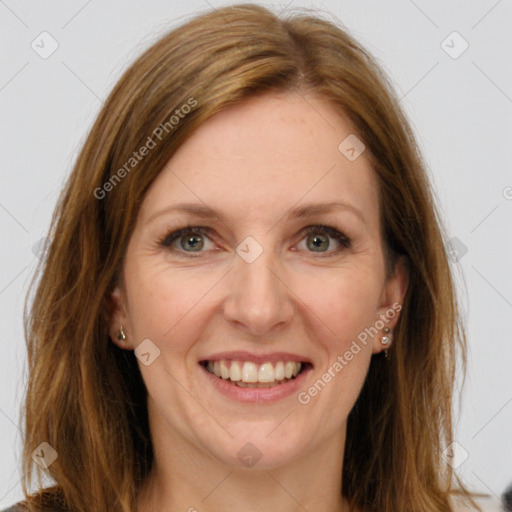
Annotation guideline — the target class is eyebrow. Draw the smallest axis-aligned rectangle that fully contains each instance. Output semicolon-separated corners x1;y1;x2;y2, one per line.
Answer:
146;201;366;226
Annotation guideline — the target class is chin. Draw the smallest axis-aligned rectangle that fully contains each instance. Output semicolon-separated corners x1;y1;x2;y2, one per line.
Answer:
200;427;306;470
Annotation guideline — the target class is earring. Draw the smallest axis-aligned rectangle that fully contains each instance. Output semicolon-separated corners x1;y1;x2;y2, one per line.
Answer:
117;325;126;341
381;326;391;345
381;327;391;360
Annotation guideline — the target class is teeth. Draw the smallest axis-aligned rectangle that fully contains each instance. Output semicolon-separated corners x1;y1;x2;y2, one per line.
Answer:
258;362;275;382
242;362;258;383
285;361;295;379
229;362;241;382
205;359;303;385
220;360;230;379
275;361;285;380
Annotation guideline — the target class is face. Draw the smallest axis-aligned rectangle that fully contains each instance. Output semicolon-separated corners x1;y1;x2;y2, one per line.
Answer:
109;92;408;470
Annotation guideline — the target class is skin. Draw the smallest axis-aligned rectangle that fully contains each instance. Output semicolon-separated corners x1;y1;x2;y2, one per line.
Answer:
109;91;409;512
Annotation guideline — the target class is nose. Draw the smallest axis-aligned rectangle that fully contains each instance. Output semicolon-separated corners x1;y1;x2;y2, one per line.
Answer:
222;240;294;337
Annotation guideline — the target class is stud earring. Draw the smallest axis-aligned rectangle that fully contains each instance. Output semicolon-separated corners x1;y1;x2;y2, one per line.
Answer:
117;325;126;342
381;326;391;345
381;327;392;360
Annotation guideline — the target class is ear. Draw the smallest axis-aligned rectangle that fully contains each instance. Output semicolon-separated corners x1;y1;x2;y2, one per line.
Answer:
107;285;135;350
372;255;409;354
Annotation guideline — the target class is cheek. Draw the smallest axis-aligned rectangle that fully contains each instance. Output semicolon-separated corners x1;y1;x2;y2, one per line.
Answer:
125;262;216;348
302;274;379;402
293;266;382;343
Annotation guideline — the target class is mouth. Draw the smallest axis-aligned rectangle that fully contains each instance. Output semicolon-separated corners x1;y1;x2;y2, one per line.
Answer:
199;359;313;388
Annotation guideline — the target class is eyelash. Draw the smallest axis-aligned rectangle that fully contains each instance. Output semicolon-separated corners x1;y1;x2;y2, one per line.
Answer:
157;224;352;257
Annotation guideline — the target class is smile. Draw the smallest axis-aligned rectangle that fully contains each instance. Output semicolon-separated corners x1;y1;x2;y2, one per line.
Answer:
201;359;311;388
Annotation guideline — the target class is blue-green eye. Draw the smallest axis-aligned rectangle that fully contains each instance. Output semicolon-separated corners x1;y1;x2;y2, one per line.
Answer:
300;225;351;252
158;224;351;256
159;226;212;252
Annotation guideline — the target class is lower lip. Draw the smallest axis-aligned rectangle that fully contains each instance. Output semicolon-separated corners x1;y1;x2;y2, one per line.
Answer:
199;363;312;403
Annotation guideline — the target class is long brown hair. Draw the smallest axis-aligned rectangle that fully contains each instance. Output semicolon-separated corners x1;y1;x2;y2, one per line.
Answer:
20;3;477;511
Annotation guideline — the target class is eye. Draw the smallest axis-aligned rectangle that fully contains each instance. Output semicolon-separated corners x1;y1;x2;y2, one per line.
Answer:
158;224;351;257
297;225;352;255
158;226;215;254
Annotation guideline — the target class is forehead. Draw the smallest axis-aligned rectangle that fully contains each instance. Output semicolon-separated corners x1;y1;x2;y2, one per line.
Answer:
139;92;380;230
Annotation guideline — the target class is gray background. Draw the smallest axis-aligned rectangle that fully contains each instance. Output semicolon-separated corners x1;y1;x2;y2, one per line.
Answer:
1;0;511;507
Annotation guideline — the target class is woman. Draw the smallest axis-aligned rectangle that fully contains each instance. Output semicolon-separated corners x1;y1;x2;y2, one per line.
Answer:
3;3;493;511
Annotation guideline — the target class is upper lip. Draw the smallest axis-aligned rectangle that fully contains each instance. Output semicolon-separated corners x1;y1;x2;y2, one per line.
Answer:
200;351;313;366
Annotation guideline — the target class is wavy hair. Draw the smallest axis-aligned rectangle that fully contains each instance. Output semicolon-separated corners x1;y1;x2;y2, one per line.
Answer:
20;3;477;511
